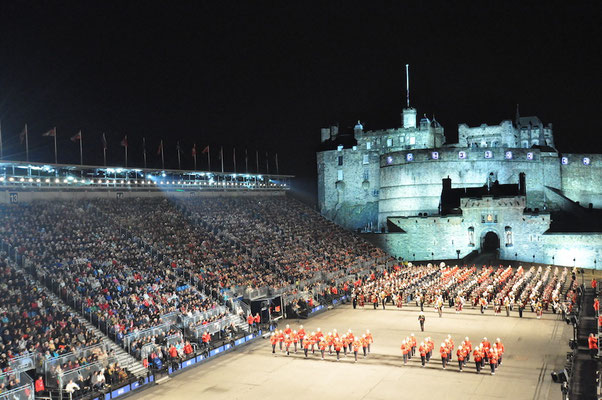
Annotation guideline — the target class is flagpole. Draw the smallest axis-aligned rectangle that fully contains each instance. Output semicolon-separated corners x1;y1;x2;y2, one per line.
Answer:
177;141;181;170
161;140;165;169
207;146;211;171
266;151;269;174
275;152;279;175
245;148;248;173
124;138;128;168
53;127;58;164
143;137;147;169
102;133;107;167
220;146;224;173
233;147;236;173
79;131;83;165
25;124;29;162
193;144;197;171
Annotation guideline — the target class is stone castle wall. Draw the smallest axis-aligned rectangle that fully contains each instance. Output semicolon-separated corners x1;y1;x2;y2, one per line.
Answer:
378;147;562;226
560;153;602;209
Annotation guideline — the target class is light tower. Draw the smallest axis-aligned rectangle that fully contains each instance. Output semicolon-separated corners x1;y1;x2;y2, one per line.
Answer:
402;64;417;129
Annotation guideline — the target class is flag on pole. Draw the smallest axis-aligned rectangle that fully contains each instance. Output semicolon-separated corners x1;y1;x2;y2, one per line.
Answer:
192;143;197;170
70;131;83;165
158;140;165;169
121;135;128;167
201;145;209;154
42;128;56;137
102;133;108;149
176;141;181;169
44;127;58;164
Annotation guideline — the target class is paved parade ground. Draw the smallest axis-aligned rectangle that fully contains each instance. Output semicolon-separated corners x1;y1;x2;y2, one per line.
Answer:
131;304;572;400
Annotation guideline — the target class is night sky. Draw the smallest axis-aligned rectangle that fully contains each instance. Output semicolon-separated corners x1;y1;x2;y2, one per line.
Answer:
1;2;601;202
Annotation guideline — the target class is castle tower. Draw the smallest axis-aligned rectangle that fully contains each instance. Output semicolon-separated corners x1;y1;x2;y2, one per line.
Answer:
402;64;417;129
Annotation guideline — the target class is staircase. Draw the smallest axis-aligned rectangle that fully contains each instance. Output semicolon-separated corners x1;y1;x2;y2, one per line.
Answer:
40;287;148;379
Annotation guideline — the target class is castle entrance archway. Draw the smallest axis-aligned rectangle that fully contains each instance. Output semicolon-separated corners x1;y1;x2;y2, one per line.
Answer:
482;231;500;253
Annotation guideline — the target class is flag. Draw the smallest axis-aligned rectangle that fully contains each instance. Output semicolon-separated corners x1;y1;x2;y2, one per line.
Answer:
19;127;26;144
201;145;209;154
42;128;56;137
157;141;163;155
120;135;128;147
191;143;196;156
70;131;82;142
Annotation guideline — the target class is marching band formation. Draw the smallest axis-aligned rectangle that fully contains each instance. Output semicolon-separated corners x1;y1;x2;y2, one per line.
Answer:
268;324;505;375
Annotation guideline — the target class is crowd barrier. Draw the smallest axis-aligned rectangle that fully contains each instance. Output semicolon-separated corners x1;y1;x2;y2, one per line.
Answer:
0;369;33;400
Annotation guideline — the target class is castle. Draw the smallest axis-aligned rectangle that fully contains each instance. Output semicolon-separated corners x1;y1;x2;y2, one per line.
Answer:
316;68;602;268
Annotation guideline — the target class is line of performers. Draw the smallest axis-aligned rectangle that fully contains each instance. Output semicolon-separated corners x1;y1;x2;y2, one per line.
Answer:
401;335;505;375
269;324;373;362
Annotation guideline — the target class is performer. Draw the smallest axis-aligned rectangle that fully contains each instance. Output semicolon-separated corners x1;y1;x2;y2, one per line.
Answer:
473;345;483;373
270;332;278;354
440;343;448;369
419;341;427;367
366;330;374;354
418;312;425;331
352;339;361;363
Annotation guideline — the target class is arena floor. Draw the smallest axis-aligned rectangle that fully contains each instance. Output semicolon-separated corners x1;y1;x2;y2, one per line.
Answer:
131;304;571;400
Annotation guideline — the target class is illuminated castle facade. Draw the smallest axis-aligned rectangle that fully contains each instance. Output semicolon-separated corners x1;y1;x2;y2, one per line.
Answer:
317;73;602;267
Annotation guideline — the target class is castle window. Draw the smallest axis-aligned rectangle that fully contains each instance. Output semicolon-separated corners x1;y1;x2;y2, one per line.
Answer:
338;155;343;166
431;151;439;160
409;137;416;145
363;154;369;165
561;157;568;165
337;145;343;151
366;142;372;150
484;151;493;159
583;157;591;165
372;189;379;197
505;226;513;247
387;138;393;147
363;170;369;180
337;170;343;181
505;151;513;160
491;141;498;147
531;139;539;146
386;156;393;165
522;140;529;148
406;153;414;162
468;227;475;246
526;152;534;160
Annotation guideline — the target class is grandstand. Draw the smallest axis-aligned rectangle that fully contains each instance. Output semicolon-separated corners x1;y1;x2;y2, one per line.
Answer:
0;160;595;400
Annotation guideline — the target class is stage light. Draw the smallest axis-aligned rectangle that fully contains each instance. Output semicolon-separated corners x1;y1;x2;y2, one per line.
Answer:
35;178;40;183
55;178;60;183
45;178;50;183
19;178;24;182
9;177;14;181
28;178;33;182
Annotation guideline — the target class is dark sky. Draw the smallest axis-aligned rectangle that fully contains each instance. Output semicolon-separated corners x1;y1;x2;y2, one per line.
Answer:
1;1;601;201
